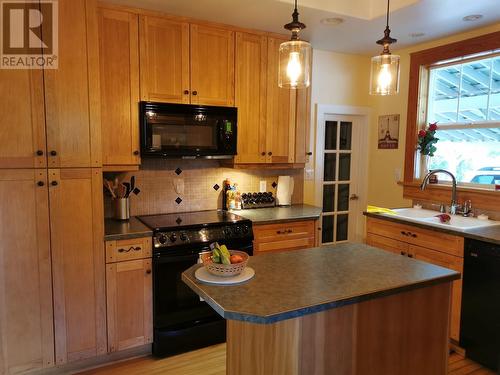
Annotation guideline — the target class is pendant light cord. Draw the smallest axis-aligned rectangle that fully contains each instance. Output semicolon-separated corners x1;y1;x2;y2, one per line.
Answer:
386;0;390;28
295;0;298;12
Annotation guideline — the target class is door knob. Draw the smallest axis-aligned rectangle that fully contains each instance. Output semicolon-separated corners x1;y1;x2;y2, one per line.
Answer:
349;194;359;200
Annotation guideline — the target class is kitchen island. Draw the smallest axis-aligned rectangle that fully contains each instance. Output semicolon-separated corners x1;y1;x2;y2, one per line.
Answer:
182;244;460;375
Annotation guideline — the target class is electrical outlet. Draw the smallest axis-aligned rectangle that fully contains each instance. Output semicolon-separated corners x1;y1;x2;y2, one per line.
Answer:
305;168;314;180
394;168;402;182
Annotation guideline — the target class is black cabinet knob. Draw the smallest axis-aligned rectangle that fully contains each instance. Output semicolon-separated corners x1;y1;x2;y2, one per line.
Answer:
184;90;189;95
306;152;313;156
268;152;272;156
50;150;57;156
51;181;58;186
37;181;45;187
133;150;139;155
146;269;152;275
192;91;198;96
36;150;44;156
261;152;266;156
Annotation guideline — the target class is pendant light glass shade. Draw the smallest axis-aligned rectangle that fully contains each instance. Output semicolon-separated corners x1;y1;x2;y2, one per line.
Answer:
278;0;311;89
279;40;311;89
369;0;400;96
369;53;400;95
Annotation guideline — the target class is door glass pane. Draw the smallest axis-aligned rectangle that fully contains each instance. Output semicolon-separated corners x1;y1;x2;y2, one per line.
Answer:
325;121;338;150
339;154;351;181
322;185;335;212
324;154;336;181
322;215;334;243
337;184;350;211
336;214;349;241
339;122;352;150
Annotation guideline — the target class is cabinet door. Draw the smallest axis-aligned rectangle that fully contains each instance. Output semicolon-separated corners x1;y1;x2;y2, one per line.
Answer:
235;32;267;164
43;0;101;168
253;220;315;254
49;168;106;364
295;85;311;164
266;37;296;164
98;8;140;166
410;245;463;342
0;69;46;168
106;259;153;352
139;16;190;104
0;170;54;374
366;233;409;256
190;25;235;106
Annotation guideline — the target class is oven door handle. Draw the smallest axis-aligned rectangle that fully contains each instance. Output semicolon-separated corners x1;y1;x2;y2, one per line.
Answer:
154;249;210;264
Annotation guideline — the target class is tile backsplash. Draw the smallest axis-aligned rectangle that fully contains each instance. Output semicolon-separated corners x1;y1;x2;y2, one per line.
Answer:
104;159;304;218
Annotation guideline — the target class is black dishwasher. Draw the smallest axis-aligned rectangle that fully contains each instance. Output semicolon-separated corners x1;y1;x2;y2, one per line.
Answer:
460;239;500;372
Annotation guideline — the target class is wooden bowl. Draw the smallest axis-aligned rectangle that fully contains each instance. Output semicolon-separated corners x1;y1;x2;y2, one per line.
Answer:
201;250;249;277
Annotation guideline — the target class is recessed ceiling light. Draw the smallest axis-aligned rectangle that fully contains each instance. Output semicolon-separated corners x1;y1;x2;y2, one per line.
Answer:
463;14;483;22
320;17;344;26
409;32;425;38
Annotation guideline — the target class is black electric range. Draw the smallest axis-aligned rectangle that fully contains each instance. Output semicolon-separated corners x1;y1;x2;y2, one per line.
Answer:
137;210;253;357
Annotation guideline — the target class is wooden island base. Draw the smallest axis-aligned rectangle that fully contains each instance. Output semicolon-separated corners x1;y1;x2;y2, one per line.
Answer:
227;282;452;375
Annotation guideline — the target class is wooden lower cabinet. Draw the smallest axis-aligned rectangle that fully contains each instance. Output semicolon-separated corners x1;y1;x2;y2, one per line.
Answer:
366;217;464;342
253;220;316;255
106;258;153;352
0;170;54;374
50;168;106;364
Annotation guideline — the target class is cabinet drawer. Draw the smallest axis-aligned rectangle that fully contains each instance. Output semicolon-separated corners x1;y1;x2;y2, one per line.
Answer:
366;233;409;255
254;236;315;254
105;237;152;263
366;217;464;257
253;220;315;243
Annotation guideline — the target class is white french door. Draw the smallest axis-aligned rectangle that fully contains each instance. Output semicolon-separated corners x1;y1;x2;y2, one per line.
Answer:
315;113;367;245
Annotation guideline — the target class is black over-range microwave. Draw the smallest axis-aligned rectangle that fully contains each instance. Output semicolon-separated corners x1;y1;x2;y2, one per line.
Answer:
140;101;237;159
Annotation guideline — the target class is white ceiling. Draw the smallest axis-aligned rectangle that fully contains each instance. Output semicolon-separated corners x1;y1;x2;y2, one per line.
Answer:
108;0;500;54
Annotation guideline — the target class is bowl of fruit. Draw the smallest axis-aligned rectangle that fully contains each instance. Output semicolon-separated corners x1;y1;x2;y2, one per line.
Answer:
201;242;249;277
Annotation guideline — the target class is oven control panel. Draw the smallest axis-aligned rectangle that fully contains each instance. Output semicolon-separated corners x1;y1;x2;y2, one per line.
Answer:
154;224;252;248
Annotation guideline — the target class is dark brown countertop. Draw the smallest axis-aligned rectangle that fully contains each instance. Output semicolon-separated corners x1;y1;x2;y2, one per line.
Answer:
182;244;460;324
364;212;500;246
104;217;153;241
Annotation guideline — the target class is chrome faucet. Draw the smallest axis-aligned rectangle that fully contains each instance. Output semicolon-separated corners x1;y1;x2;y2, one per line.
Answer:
420;169;460;215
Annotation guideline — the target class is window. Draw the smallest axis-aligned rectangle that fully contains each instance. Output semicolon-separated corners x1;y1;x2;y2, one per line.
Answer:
425;53;500;186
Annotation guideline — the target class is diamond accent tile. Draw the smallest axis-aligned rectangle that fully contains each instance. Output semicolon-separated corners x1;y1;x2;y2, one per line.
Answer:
175;197;182;204
176;217;182;225
272;181;277;188
175;167;182;175
213;184;220;191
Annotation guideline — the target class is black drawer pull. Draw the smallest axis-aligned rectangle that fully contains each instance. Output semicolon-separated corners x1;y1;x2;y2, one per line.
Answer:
400;251;407;256
118;246;141;253
408;254;414;258
410;233;417;238
50;181;58;186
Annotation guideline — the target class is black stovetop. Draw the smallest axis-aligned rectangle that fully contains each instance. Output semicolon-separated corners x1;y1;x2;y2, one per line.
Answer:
137;210;248;231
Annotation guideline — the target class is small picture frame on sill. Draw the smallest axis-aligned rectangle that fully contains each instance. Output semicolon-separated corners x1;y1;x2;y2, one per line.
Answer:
378;114;400;149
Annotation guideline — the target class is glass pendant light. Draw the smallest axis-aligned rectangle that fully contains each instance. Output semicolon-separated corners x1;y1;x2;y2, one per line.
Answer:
278;0;311;89
369;0;400;95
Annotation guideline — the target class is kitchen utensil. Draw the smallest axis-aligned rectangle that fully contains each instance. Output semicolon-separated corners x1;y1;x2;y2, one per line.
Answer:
201;250;249;277
130;176;135;192
104;180;116;198
123;182;131;198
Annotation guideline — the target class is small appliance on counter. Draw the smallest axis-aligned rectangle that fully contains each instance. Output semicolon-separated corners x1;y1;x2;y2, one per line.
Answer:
137;210;253;358
276;175;294;206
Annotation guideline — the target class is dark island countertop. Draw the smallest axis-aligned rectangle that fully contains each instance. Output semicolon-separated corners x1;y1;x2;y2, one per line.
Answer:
182;244;460;324
364;211;500;246
104;217;153;241
231;204;322;225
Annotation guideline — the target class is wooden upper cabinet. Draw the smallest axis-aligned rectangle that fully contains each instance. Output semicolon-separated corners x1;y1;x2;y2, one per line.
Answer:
0;170;54;374
295;85;311;164
190;25;235;106
49;168;106;364
266;37;296;164
43;0;101;168
98;8;140;166
106;259;153;352
139;16;190;104
235;32;268;164
0;69;46;168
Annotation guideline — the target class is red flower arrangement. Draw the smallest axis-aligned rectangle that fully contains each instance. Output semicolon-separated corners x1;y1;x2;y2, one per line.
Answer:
417;122;439;156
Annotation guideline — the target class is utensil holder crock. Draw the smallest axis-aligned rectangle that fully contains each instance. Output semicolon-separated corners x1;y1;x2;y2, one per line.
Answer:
113;198;130;220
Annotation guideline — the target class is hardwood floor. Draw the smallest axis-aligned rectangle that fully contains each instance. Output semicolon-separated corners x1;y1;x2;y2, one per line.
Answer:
78;345;495;375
